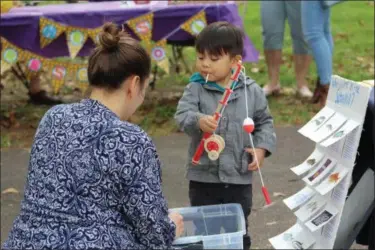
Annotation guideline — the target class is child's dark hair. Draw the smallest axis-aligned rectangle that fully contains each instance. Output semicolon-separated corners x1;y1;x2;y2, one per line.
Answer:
195;21;244;57
88;22;151;90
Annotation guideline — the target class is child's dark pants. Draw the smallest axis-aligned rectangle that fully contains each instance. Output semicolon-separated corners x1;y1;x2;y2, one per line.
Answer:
189;181;253;250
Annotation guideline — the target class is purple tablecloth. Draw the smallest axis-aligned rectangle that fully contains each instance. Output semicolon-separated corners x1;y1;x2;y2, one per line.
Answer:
0;1;259;62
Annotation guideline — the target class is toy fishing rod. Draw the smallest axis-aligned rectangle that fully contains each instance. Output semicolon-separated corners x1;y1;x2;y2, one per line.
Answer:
191;61;243;165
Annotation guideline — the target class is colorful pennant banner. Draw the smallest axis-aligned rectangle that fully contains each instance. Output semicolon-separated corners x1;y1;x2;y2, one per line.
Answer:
65;26;88;59
2;7;209;85
73;64;89;93
88;27;102;45
180;10;207;36
1;37;88;94
39;17;66;49
150;39;169;74
39;17;100;58
1;1;16;14
44;59;69;94
24;55;44;80
126;12;154;42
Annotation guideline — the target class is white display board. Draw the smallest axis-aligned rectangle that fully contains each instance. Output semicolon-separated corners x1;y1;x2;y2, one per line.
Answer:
269;75;374;249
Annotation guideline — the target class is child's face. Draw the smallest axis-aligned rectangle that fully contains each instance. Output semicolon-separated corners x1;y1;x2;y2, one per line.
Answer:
196;51;235;85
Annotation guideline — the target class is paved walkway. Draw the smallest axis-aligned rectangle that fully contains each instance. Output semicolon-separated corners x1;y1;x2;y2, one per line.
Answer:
0;127;365;249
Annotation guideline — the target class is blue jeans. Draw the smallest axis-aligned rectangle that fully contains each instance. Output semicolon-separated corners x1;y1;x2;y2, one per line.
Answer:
301;1;334;85
261;1;310;54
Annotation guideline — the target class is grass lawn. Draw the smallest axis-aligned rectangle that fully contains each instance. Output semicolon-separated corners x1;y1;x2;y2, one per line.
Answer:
161;1;374;125
1;1;374;147
243;1;374;124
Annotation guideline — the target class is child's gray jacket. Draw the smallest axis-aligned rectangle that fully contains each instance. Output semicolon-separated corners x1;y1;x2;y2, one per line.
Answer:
174;72;277;185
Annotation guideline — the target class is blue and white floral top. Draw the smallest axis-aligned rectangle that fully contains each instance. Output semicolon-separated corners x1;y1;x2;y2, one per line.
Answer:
3;99;176;250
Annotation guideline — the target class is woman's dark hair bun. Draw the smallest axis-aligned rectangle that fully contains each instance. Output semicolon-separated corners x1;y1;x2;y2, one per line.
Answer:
98;22;123;50
88;21;151;90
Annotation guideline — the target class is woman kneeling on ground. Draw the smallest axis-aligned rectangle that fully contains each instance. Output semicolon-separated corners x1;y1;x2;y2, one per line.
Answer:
2;22;183;250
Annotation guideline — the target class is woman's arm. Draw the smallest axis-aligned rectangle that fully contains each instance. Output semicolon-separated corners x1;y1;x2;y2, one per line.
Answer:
120;135;176;249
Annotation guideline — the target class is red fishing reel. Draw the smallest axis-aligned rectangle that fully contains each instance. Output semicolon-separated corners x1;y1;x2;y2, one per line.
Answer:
204;134;225;161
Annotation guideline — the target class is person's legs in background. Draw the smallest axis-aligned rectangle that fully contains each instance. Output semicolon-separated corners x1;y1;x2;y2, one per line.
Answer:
301;1;333;106
285;1;313;98
324;10;334;56
261;1;286;96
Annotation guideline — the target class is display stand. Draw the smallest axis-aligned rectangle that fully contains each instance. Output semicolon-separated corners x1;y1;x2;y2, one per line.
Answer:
268;75;374;249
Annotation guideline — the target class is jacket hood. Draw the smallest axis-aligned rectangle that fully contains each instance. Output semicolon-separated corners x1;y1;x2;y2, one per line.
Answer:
189;71;255;92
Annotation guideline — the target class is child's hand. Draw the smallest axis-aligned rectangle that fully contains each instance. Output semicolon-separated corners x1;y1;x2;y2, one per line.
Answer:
245;148;266;171
198;115;218;133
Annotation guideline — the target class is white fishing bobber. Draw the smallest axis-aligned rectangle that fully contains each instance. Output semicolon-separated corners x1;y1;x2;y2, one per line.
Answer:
243;117;255;134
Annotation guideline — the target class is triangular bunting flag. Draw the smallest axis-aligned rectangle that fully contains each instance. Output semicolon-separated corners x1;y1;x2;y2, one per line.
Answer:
1;38;19;65
1;61;11;75
1;38;35;67
143;40;153;54
88;27;102;45
24;54;44;80
180;10;207;36
157;58;170;75
1;1;15;14
39;17;65;48
66;27;88;59
0;37;5;49
75;64;89;94
50;63;68;95
151;39;169;74
126;12;154;42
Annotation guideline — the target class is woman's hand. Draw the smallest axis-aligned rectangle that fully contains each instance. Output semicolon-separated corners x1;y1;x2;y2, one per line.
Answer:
169;212;184;238
198;115;218;133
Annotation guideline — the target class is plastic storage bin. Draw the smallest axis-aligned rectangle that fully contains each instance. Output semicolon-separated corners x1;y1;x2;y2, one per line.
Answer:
169;203;246;249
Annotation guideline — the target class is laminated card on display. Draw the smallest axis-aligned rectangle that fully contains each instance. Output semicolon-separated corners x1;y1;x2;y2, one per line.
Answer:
269;223;316;250
302;157;337;186
305;203;339;232
290;148;325;176
269;76;373;249
283;186;315;211
314;164;349;196
320;119;360;147
308;112;347;143
294;194;327;222
298;107;335;138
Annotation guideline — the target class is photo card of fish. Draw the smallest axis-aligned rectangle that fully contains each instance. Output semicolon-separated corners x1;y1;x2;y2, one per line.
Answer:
314;164;349;195
305;203;338;232
308;112;347;143
283;186;316;210
298;106;335;138
303;157;337;186
291;149;325;176
269;223;316;249
294;193;327;222
320;119;360;147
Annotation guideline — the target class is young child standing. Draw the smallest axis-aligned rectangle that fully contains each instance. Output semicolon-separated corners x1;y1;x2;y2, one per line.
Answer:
174;22;276;250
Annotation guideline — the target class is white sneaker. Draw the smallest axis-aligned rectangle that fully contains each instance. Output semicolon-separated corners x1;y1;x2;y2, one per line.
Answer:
263;84;281;97
297;86;313;98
